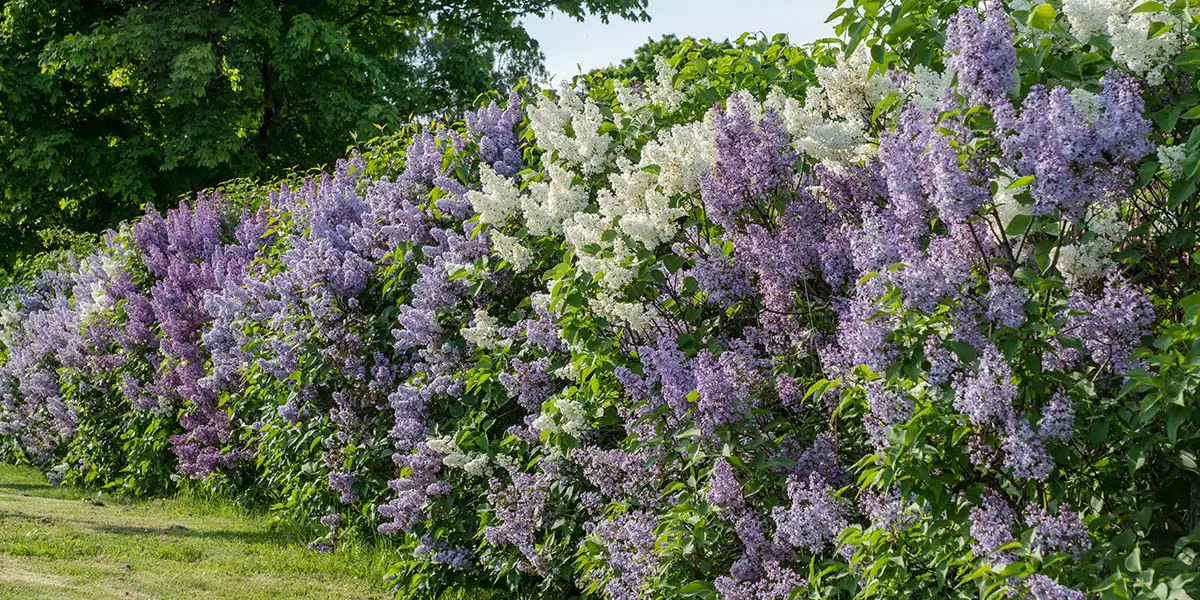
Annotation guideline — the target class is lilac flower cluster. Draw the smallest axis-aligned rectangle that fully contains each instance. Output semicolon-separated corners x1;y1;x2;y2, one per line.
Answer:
1025;574;1088;600
945;5;1017;109
771;472;846;555
1025;504;1091;555
1003;75;1153;218
466;91;525;177
1066;270;1155;372
582;510;662;600
969;488;1017;561
700;93;796;229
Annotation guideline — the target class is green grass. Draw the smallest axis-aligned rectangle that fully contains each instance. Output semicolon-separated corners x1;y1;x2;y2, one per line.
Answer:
0;463;398;600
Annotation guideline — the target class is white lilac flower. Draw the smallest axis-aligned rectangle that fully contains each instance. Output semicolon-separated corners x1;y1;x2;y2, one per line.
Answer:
522;163;588;236
1158;144;1187;179
461;308;502;349
490;231;534;272
467;164;522;226
528;81;613;173
1062;0;1185;85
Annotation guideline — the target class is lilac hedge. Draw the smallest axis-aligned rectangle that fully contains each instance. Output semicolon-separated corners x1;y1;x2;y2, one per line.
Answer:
3;1;1200;599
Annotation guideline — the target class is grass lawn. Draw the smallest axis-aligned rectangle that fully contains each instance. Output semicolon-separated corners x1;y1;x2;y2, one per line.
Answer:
0;463;397;600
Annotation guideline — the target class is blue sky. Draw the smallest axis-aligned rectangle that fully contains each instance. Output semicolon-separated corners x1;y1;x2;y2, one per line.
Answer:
523;0;839;80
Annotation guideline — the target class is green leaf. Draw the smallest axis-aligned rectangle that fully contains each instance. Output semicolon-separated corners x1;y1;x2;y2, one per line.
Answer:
1148;20;1175;39
678;581;717;598
1028;3;1057;30
1007;174;1036;189
1174;48;1200;66
1131;1;1167;13
1005;213;1033;236
1168;178;1197;210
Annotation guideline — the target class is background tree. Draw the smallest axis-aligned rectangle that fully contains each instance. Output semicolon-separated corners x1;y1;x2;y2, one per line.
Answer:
588;34;735;81
0;0;648;267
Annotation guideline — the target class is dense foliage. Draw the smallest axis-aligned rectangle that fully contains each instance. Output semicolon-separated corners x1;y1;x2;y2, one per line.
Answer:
0;0;648;266
3;1;1200;599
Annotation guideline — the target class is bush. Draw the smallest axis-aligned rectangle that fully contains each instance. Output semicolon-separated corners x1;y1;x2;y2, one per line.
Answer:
3;3;1200;599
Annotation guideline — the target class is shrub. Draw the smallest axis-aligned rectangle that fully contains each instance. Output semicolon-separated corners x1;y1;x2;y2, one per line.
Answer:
3;3;1200;599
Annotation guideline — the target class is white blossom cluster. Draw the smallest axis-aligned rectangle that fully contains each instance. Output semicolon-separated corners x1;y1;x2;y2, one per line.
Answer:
598;159;684;249
613;56;686;118
0;299;20;349
429;436;492;477
767;48;893;166
1158;144;1187;179
640;118;717;197
461;308;502;349
991;175;1034;246
904;65;955;114
468;165;523;226
532;396;588;438
1062;0;1186;86
646;56;686;113
528;82;614;174
589;292;656;332
490;231;534;272
1057;208;1126;287
523;164;590;237
1069;88;1104;124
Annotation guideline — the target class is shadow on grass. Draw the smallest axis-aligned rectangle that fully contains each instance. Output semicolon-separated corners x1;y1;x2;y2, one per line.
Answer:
0;482;54;493
90;523;294;547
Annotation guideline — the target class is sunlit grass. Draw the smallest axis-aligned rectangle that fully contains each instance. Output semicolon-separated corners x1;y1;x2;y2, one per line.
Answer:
0;463;397;600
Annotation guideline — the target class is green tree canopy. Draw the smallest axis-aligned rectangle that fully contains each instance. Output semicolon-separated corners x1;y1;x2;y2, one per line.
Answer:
0;0;647;264
587;34;735;81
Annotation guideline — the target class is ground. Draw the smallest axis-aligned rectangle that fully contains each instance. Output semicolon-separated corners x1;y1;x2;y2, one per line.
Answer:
0;464;396;600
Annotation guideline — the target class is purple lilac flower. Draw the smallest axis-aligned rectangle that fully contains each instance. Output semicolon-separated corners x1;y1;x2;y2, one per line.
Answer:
1026;504;1091;554
863;381;915;449
824;289;898;376
987;270;1028;328
953;345;1017;427
1095;74;1155;163
465;91;525;177
679;242;752;308
583;510;662;600
484;469;551;576
791;431;847;488
926;115;992;224
378;442;445;534
1003;75;1152;218
1002;419;1053;480
879;108;935;222
772;472;846;555
945;5;1017;108
924;338;958;387
578;446;667;507
430;546;475;570
133;194;261;477
638;337;696;425
700;92;796;229
715;560;807;600
1039;392;1075;441
775;374;803;412
694;348;760;433
1066;270;1155;372
320;513;343;530
499;357;554;412
329;471;358;504
707;458;744;508
969;488;1017;561
1025;574;1087;600
860;488;915;532
899;225;982;312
